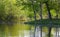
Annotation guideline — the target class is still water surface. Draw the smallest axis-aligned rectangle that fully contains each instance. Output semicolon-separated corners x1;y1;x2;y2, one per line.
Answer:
0;24;60;37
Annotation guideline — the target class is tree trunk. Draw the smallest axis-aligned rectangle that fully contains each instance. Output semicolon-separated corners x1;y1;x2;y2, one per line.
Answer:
39;2;43;37
45;2;52;19
48;27;52;37
39;25;42;37
33;10;37;37
31;0;37;37
56;27;58;37
45;1;52;37
39;2;42;19
58;28;59;37
55;8;59;19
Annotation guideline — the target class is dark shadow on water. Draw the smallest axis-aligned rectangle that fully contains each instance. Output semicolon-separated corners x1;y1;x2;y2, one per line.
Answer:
24;19;60;27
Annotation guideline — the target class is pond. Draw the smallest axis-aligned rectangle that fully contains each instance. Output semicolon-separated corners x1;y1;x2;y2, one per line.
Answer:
0;24;60;37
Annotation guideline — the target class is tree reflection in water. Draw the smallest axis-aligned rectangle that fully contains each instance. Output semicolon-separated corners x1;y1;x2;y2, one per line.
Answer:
0;24;60;37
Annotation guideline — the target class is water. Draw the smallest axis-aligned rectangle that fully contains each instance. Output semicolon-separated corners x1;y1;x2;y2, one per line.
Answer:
0;24;60;37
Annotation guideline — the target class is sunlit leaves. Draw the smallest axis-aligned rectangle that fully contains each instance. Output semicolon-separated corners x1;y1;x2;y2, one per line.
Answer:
50;9;56;16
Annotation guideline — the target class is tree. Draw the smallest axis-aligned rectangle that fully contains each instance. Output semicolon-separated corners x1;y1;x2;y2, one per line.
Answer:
44;1;52;37
14;0;60;37
0;0;20;25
